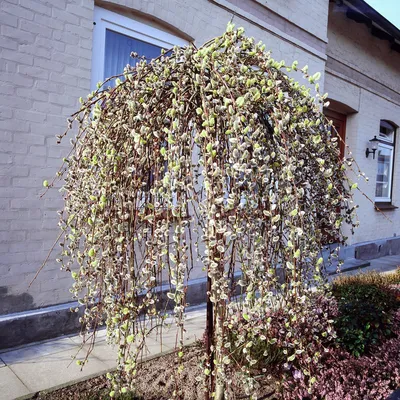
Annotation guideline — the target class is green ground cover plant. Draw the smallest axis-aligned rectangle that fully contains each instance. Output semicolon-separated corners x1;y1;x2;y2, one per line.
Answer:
332;270;400;356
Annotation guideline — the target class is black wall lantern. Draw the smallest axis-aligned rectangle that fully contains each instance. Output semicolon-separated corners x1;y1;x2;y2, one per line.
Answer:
366;136;379;159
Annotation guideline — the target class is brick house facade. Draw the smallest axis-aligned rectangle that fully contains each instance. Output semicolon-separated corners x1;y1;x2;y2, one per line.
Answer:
0;0;400;346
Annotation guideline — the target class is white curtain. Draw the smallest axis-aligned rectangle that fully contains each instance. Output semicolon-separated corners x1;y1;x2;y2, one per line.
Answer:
104;29;163;80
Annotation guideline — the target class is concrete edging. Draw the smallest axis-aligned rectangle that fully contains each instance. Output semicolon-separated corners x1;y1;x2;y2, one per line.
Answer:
0;274;232;350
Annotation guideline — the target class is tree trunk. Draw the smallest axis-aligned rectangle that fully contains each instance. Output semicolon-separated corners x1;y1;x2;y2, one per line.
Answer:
215;382;225;400
205;274;214;400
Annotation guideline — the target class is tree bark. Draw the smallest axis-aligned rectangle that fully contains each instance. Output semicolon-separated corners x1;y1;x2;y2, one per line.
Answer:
205;274;214;400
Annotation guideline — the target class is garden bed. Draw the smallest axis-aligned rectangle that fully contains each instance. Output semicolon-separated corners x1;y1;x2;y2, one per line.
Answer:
35;345;279;400
36;271;400;400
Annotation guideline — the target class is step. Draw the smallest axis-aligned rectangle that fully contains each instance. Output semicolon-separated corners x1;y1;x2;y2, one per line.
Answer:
325;258;371;276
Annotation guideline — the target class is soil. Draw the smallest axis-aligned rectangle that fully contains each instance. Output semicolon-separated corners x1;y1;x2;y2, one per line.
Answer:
34;345;279;400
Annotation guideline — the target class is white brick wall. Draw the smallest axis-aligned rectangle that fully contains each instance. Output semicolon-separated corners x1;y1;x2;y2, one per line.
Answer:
0;0;329;314
326;3;400;245
342;90;400;245
255;0;329;42
328;3;400;94
0;0;93;314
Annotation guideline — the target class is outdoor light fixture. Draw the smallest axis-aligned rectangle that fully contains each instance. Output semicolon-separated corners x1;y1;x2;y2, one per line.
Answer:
366;136;379;159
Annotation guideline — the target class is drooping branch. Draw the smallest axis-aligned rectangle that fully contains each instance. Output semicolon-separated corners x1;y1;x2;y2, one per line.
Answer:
42;24;363;398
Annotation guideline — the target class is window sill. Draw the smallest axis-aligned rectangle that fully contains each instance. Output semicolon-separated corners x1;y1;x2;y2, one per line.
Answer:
374;202;398;211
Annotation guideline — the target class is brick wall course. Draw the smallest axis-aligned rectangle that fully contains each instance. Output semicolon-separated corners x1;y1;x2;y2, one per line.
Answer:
0;0;92;314
0;0;331;314
326;3;400;245
1;0;397;315
253;0;328;41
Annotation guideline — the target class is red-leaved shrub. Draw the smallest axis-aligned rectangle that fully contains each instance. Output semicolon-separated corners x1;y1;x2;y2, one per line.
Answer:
284;308;400;400
223;284;400;399
225;292;338;394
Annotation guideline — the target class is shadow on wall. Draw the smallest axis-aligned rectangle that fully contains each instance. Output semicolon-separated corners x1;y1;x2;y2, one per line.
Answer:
0;286;35;315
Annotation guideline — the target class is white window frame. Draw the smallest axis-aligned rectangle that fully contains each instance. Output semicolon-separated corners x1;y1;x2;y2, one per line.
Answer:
91;6;188;90
375;138;395;203
379;120;395;143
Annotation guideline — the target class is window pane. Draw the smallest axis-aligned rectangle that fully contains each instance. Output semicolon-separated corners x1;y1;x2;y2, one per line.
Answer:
104;29;163;80
375;145;393;199
379;120;395;143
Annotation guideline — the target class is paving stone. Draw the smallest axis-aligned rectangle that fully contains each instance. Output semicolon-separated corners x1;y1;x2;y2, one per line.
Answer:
368;255;400;270
0;366;30;399
91;336;174;369
0;357;6;368
6;346;110;393
70;329;174;369
325;258;370;275
0;336;76;365
69;328;107;346
328;256;400;279
152;318;206;349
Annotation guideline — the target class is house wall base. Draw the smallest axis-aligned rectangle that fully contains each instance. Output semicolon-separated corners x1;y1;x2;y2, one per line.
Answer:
0;301;82;350
0;274;233;350
2;238;400;350
352;236;400;261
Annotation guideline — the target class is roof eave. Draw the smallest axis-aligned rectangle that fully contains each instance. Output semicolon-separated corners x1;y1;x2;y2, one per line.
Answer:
335;0;400;51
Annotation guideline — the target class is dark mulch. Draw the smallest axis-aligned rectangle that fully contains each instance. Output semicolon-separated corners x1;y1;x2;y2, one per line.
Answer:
34;345;278;400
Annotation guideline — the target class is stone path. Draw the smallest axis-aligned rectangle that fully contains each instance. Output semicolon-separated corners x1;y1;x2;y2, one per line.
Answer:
1;255;399;400
335;254;400;276
0;308;206;400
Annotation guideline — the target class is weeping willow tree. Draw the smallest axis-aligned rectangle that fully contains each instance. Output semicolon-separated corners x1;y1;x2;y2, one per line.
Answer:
42;24;363;399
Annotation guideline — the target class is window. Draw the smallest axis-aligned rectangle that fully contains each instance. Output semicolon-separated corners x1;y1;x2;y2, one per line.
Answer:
91;7;188;89
375;121;396;203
